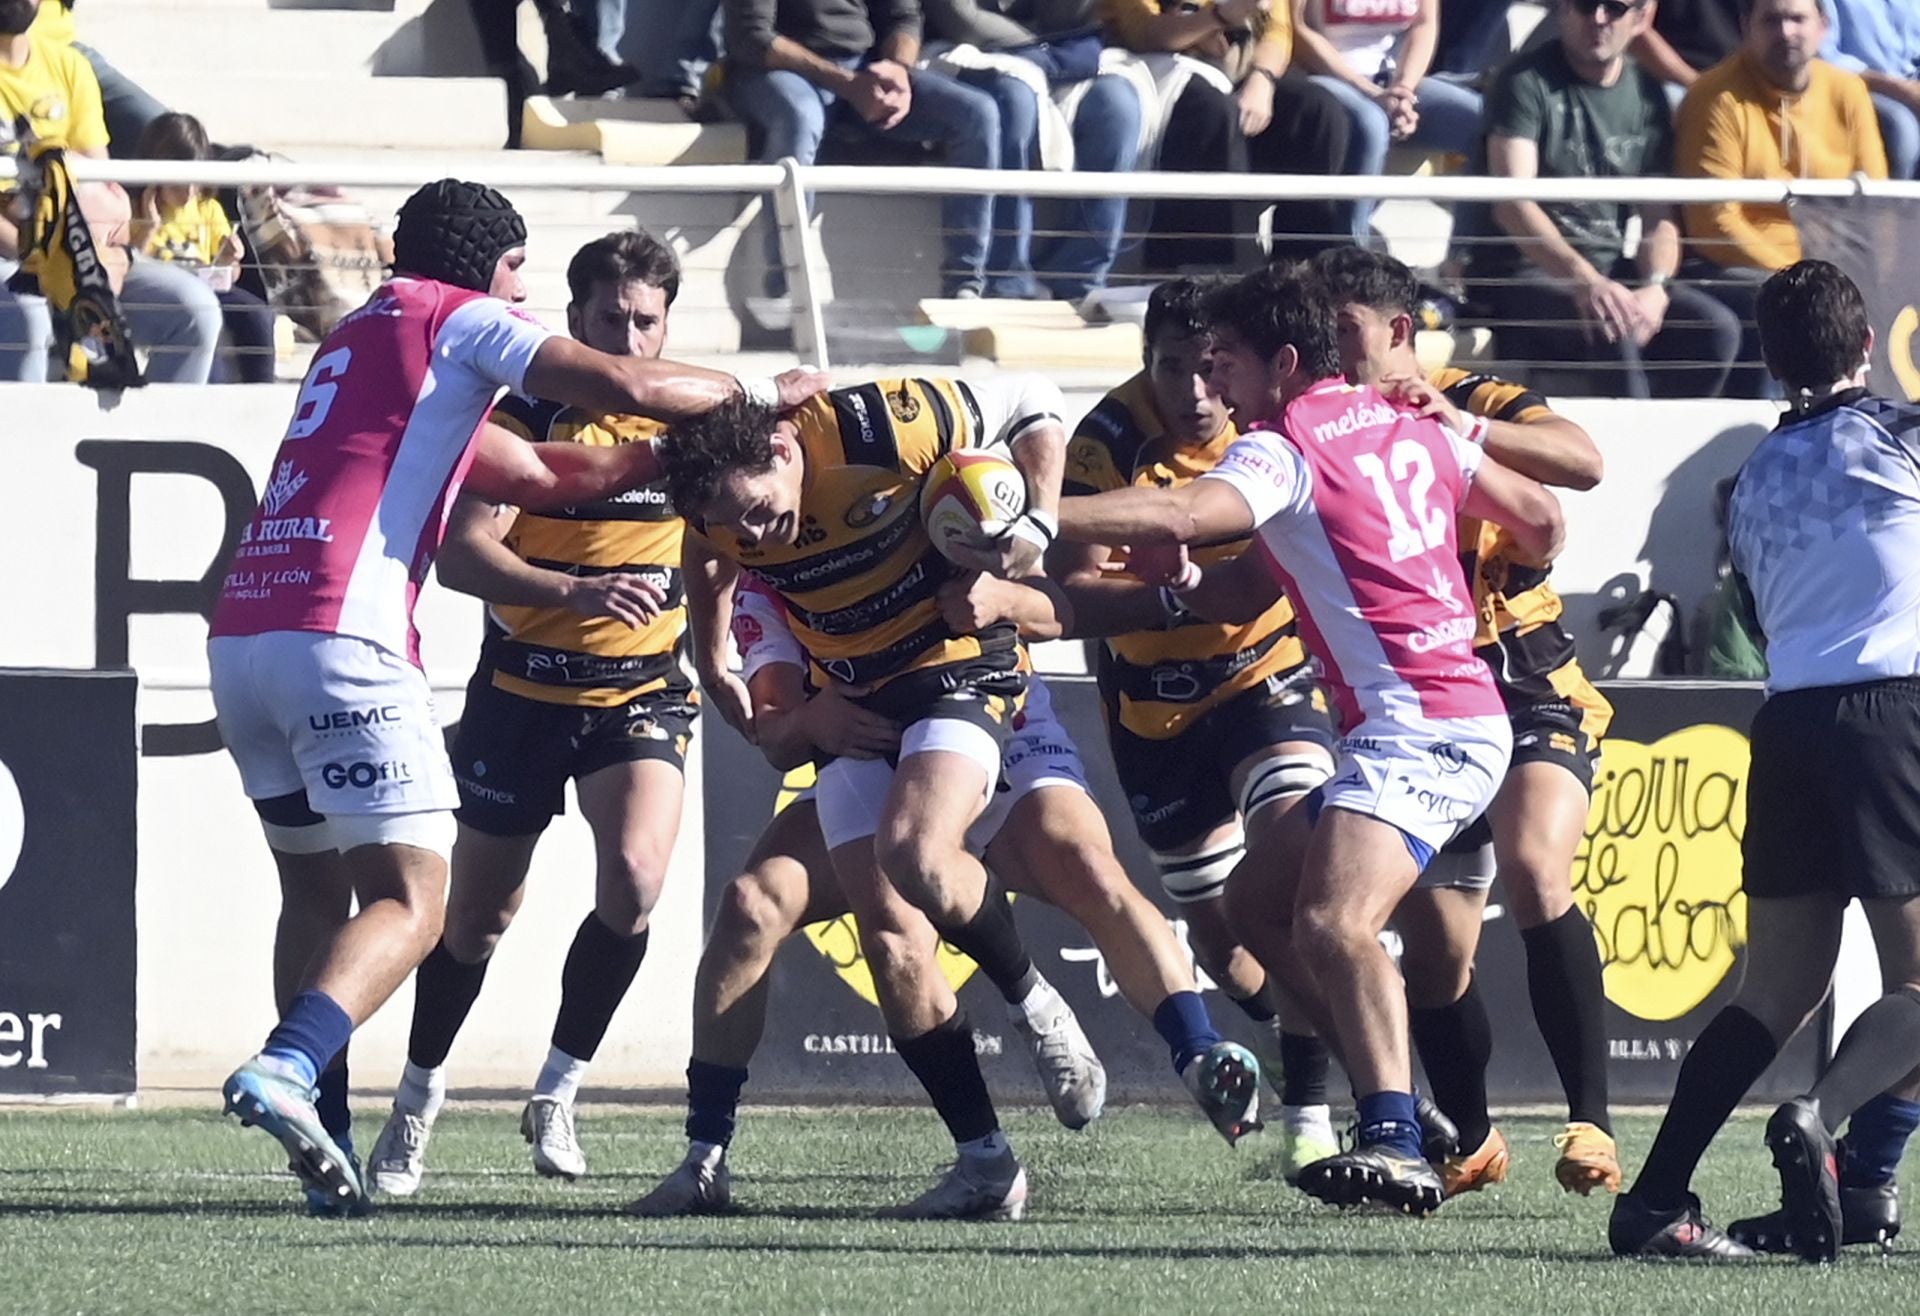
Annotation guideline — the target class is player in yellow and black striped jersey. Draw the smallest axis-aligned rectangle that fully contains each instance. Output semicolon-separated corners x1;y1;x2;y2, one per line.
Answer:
366;232;703;1192
1317;245;1622;1197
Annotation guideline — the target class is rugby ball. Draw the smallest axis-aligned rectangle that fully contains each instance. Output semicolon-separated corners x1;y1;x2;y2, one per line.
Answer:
920;449;1029;559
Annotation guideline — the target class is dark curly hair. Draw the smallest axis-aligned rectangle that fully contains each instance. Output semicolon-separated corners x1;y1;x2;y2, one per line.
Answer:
1311;244;1419;319
658;394;782;518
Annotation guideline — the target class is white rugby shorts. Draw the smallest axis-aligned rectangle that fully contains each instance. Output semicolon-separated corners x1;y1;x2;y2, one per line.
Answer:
1317;712;1511;866
209;631;460;819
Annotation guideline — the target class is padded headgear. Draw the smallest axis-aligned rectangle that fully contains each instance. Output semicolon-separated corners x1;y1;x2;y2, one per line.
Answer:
391;179;528;293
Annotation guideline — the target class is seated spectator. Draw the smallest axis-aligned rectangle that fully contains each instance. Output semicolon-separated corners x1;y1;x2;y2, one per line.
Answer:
724;0;1033;298
1102;0;1351;267
134;113;278;384
618;0;724;110
1469;0;1740;398
1290;0;1483;244
1822;0;1920;179
925;0;1142;299
1630;0;1744;103
30;1;170;158
1;0;220;384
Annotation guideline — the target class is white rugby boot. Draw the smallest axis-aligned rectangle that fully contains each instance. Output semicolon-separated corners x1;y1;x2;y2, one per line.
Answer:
1009;979;1106;1130
522;1096;588;1180
368;1105;435;1199
626;1143;733;1217
885;1150;1028;1221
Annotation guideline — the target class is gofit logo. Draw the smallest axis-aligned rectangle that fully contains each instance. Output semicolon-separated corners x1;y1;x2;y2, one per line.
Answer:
1574;725;1749;1022
773;764;983;1004
321;760;415;790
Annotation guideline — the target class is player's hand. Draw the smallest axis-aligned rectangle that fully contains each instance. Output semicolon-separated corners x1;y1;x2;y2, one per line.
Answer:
1387;376;1467;434
1577;274;1651;345
943;528;1042;580
564;571;667;628
774;367;831;408
1236;73;1275;137
937;571;1016;632
799;682;900;759
1124;541;1190;587
702;670;757;743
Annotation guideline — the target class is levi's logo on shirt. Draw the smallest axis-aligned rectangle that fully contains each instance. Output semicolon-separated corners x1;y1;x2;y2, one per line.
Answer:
1324;0;1419;21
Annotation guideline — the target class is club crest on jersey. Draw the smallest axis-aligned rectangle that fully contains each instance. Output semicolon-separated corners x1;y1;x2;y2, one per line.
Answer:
886;384;921;424
843;489;897;529
261;461;309;517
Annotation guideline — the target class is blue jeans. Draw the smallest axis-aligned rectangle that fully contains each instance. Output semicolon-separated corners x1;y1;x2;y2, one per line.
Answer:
0;254;221;383
980;73;1140;300
609;0;721;98
1873;90;1920;179
1310;73;1484;242
729;59;1007;296
0;257;56;382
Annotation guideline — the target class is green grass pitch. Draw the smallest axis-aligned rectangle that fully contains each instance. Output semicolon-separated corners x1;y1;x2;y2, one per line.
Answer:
1;1107;1913;1313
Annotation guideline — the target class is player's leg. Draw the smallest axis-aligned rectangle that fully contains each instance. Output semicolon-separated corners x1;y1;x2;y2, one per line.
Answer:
1489;752;1619;1194
990;785;1258;1144
524;724;690;1181
631;800;848;1216
270;843;360;1215
1396;867;1505;1197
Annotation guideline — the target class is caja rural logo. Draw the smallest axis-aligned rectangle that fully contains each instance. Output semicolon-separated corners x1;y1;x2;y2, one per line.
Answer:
775;765;983;1004
1574;726;1750;1021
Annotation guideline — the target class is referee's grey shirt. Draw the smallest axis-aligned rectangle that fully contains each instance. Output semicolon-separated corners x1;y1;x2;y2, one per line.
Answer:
1726;389;1920;695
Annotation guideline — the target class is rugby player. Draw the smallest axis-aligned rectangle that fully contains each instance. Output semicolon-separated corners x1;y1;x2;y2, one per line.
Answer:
1310;246;1620;1197
957;279;1341;1174
366;230;697;1195
1058;266;1565;1215
207;179;823;1215
1612;261;1920;1261
630;573;1255;1217
657;378;1259;1213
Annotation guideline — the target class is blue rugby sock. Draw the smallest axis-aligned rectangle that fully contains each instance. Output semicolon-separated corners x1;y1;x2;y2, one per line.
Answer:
1153;991;1222;1075
1356;1090;1424;1161
263;990;354;1092
1843;1094;1920;1188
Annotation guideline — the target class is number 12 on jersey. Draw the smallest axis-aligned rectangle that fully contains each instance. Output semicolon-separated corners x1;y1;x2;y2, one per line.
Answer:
1356;440;1448;563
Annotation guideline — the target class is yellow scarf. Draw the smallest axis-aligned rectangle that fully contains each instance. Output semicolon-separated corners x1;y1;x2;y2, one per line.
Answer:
12;141;144;389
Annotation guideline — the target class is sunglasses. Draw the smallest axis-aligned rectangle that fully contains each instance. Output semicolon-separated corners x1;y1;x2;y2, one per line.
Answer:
1569;0;1645;18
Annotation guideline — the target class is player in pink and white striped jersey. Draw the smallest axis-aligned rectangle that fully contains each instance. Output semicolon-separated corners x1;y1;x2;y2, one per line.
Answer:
208;179;826;1216
1057;265;1564;1217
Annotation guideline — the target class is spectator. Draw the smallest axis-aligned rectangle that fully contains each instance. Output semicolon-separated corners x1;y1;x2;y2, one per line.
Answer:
1;0;220;384
1102;0;1351;267
30;1;171;158
1630;0;1744;101
1470;0;1740;399
724;0;1030;298
1821;0;1920;179
619;0;724;109
1290;0;1483;243
924;0;1142;299
133;113;278;384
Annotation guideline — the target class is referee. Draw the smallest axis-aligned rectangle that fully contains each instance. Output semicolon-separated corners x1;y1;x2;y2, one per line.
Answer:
1612;260;1920;1262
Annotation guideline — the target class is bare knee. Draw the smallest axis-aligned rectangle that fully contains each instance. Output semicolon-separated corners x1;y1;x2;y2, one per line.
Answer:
874;825;952;909
442;899;511;964
715;873;803;957
597;845;670;937
1295;903;1371;970
1501;856;1572;928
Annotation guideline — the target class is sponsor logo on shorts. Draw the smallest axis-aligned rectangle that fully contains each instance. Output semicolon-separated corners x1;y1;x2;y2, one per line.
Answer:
459;778;518;805
307;705;403;735
1400;777;1473;820
1130;792;1185;826
624;715;668;742
1426;741;1468;775
1152;666;1203;703
1342;737;1383;753
1550;732;1579;755
321;760;416;790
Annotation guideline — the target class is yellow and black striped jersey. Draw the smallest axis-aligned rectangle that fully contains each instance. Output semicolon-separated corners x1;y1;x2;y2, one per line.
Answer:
1066;373;1311;740
483;394;689;708
696;377;1019;690
1436;367;1611;733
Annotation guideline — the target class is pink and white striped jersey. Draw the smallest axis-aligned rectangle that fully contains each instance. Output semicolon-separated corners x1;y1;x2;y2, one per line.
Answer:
210;278;553;664
1201;379;1505;729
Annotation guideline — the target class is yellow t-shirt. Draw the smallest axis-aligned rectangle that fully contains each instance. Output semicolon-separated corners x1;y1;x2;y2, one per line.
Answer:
29;1;77;47
0;33;109;174
141;195;233;266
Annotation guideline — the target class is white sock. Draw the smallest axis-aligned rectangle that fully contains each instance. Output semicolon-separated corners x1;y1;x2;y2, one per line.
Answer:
957;1130;1011;1162
534;1046;590;1106
1283;1103;1335;1137
1011;975;1060;1025
397;1061;446;1124
689;1139;726;1170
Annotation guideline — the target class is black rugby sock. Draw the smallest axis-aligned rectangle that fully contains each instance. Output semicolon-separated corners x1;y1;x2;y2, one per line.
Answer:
408;941;492;1070
895;1013;1000;1144
1279;1032;1332;1108
1523;908;1613;1132
552;915;650;1062
1409;977;1494;1152
1630;1006;1776;1208
938;878;1037;1004
1809;989;1920;1131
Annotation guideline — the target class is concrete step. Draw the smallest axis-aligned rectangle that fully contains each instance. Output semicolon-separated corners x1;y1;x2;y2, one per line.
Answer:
521;97;748;166
125;72;507;151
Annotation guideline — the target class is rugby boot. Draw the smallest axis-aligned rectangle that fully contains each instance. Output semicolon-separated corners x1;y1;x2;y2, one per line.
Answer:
1275;1105;1340;1184
1440;1127;1511;1198
1609;1191;1755;1259
1417;1096;1459;1163
1009;984;1106;1130
626;1144;733;1217
1184;1041;1263;1146
222;1057;367;1214
523;1096;588;1180
368;1105;434;1198
884;1151;1028;1222
1729;1178;1900;1254
1765;1097;1844;1263
1554;1121;1623;1196
1296;1144;1447;1216
307;1152;375;1218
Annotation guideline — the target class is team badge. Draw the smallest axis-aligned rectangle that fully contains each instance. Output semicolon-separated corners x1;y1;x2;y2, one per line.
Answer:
887;383;921;423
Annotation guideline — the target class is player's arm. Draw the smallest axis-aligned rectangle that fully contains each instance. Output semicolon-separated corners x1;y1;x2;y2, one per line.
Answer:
522;338;827;426
945;374;1070;578
1463;454;1566;563
936;570;1074;641
738;594;901;769
463;420;667;511
1393;377;1602;490
682;531;754;742
1047;541;1188;639
435;493;667;626
1058;475;1257;546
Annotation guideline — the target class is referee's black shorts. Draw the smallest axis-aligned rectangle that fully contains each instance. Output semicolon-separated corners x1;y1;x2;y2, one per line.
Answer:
1744;676;1920;902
